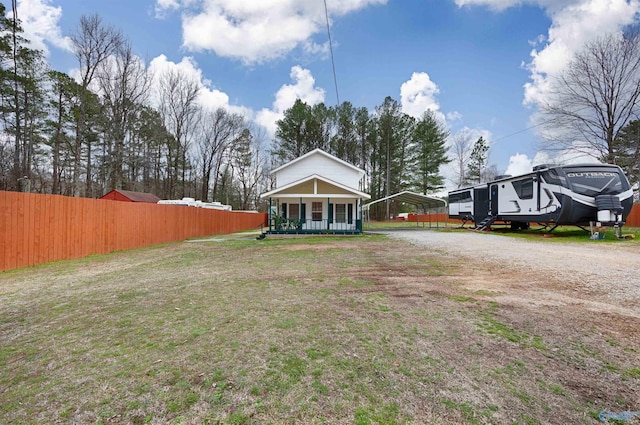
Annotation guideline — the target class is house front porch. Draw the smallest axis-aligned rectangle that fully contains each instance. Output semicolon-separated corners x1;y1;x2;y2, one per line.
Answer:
259;174;370;237
261;195;366;236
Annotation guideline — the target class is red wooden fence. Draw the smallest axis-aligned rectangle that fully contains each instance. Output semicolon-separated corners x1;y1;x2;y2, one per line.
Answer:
626;203;640;227
0;191;267;272
407;204;640;226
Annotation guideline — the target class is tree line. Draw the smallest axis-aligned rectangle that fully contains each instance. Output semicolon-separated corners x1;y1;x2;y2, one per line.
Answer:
0;6;266;210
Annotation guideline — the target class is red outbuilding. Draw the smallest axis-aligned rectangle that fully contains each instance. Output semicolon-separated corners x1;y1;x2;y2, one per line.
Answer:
100;189;161;203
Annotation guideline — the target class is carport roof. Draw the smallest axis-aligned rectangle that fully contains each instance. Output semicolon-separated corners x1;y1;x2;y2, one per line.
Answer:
362;191;446;211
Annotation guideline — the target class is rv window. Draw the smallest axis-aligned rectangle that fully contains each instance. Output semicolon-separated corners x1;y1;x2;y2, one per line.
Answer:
512;178;533;199
541;169;564;185
449;190;472;203
564;167;628;196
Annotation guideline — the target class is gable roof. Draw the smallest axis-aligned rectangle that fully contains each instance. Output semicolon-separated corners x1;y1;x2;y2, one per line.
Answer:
260;174;371;199
101;189;161;203
270;148;365;176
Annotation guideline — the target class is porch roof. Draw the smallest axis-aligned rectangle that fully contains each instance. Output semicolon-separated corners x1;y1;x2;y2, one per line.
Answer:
260;174;371;200
363;191;446;211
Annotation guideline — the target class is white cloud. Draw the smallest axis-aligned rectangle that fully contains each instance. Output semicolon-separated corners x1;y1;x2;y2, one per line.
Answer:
453;0;521;11
155;0;387;64
446;111;463;122
454;0;577;13
505;153;532;176
523;0;640;107
448;126;492;149
255;65;325;138
155;0;180;18
454;0;640;110
148;54;251;117
497;149;601;178
400;72;447;122
14;0;72;55
459;0;640;107
456;0;640;158
147;59;324;139
535;144;603;165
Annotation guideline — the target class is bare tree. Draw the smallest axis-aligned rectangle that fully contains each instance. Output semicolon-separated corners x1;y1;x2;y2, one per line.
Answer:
98;40;151;190
157;68;201;199
195;107;244;201
450;133;471;188
232;126;267;210
70;14;123;197
540;30;640;163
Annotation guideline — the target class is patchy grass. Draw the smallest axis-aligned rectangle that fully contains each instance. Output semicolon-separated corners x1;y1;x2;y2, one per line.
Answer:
0;234;638;424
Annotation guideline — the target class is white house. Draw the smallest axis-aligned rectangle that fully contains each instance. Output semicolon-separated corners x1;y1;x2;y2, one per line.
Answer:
260;149;371;234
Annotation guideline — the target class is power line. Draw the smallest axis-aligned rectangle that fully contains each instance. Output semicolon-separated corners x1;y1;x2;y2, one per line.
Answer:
491;106;593;145
323;0;340;106
491;120;546;144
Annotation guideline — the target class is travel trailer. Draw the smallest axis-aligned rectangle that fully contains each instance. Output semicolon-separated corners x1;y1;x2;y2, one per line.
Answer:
448;164;633;230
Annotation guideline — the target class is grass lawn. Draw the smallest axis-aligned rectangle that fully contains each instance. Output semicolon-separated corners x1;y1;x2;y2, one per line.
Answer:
0;234;638;424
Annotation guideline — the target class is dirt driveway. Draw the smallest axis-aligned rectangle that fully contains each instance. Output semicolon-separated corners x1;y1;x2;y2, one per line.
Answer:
382;229;640;326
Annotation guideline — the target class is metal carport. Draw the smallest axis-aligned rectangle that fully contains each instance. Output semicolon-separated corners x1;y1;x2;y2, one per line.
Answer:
362;191;447;228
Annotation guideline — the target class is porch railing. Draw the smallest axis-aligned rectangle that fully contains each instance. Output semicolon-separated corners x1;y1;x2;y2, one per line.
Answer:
269;218;363;233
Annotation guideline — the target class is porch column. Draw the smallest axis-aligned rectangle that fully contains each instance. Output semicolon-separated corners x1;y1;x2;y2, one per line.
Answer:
358;198;363;232
327;197;331;230
269;198;272;231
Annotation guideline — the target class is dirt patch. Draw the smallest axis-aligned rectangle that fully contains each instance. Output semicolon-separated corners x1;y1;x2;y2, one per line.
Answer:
279;243;356;251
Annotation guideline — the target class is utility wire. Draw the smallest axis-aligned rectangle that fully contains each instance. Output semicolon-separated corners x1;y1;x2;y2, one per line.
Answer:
491;105;592;145
323;0;340;105
491;120;546;144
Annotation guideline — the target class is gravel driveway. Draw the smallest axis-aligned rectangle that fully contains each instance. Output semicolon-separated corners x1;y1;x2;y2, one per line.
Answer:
381;229;640;306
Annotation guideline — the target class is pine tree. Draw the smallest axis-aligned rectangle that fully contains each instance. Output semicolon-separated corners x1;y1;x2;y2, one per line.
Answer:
467;136;489;183
408;110;450;193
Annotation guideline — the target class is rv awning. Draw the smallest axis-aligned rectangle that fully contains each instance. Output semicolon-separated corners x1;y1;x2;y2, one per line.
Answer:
363;191;446;211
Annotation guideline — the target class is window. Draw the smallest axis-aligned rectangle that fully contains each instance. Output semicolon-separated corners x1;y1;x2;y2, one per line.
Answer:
563;167;627;196
289;204;299;220
449;190;472;203
512;178;533;199
335;204;346;223
312;202;322;221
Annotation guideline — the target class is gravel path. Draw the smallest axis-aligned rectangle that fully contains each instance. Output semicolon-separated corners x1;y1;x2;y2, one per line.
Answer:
382;229;640;304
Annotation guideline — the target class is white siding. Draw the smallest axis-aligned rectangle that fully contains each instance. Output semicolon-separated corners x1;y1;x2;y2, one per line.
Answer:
276;152;362;189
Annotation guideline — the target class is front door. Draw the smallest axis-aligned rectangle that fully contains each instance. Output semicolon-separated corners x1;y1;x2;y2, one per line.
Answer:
490;184;498;216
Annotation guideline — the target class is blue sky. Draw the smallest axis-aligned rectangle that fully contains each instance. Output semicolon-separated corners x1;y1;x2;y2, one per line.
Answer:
14;0;640;186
